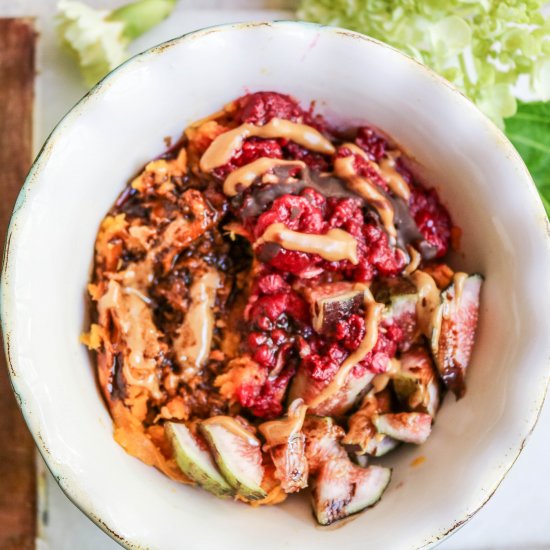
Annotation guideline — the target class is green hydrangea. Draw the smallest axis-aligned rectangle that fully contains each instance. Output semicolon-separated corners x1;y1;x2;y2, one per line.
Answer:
57;0;177;87
298;0;550;128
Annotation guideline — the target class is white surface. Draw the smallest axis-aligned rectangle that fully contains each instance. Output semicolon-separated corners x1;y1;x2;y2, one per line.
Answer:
1;2;550;549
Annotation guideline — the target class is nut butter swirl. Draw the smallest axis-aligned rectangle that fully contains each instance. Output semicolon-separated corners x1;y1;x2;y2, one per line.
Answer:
200;118;335;172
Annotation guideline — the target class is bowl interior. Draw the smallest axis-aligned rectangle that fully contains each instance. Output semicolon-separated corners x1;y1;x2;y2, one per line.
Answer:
3;22;550;550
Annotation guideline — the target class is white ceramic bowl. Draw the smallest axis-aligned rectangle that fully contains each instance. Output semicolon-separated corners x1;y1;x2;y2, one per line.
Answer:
2;21;550;550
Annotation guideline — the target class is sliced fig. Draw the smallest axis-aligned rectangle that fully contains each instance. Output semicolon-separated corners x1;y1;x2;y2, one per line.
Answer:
375;278;419;352
342;389;396;456
259;399;309;493
431;273;482;398
363;434;400;457
373;413;432;445
382;294;418;351
165;422;234;497
289;365;374;416
303;416;348;474
200;416;267;500
393;346;441;416
312;459;391;526
372;276;417;304
304;282;365;335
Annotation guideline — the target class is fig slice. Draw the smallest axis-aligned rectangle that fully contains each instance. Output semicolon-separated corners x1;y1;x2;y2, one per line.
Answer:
342;389;399;457
303;415;348;474
259;399;309;493
289;365;374;417
393;346;441;417
373;413;432;445
431;273;483;398
311;459;391;526
165;422;234;498
200;416;267;500
363;435;400;457
375;277;419;351
303;282;365;335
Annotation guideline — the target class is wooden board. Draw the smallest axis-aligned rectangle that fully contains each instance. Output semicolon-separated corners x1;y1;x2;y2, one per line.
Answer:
0;18;37;550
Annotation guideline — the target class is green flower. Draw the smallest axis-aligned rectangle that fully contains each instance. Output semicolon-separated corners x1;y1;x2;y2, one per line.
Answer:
57;0;177;87
298;0;550;128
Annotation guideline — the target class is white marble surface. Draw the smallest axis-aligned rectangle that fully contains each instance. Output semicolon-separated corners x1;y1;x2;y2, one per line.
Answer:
3;1;550;548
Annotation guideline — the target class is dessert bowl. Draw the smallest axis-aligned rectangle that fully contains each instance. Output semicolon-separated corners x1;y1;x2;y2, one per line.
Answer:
2;21;550;549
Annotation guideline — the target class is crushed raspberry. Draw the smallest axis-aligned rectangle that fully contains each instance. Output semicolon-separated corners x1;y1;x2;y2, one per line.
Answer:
236;91;304;125
336;145;388;191
303;343;347;382
214;95;457;418
409;185;452;258
335;314;365;351
362;222;407;278
213;138;282;179
264;248;321;276
237;366;295;419
326;197;364;236
253;193;327;238
355;125;388;161
256;273;289;295
248;291;308;325
282;141;330;171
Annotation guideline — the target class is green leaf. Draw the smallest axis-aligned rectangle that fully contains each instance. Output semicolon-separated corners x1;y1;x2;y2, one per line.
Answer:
57;0;178;87
108;0;178;42
504;101;550;216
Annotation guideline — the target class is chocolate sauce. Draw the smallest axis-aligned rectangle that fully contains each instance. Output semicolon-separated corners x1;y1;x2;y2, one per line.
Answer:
391;197;438;260
236;163;436;260
239;165;360;218
257;242;282;262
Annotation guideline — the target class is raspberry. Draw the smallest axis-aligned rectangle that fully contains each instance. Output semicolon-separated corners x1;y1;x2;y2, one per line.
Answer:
263;248;321;276
409;185;452;258
253;344;276;368
213;138;282;179
335;313;366;351
236;91;304;125
254;193;326;238
257;273;289;295
355;125;388;161
327;197;364;236
362;222;407;278
247;368;295;419
282;141;330;171
336;146;388;191
248;332;267;348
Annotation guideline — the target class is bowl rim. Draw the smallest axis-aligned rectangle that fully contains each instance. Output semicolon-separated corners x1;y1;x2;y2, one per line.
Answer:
2;19;550;550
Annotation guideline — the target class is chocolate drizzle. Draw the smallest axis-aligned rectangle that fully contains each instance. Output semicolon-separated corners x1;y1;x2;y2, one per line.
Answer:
233;164;436;260
391;197;438;260
238;165;360;219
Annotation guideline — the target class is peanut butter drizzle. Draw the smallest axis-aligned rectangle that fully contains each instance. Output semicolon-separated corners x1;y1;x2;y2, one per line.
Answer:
258;399;307;450
379;151;411;201
199;118;335;172
223;158;306;196
98;280;163;400
403;245;421;276
173;267;220;381
308;300;384;408
410;270;441;337
371;358;400;393
202;416;260;447
334;146;397;241
345;143;410;201
255;222;358;265
452;272;468;303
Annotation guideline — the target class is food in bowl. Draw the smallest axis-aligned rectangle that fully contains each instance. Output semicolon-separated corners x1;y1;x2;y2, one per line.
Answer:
82;91;482;525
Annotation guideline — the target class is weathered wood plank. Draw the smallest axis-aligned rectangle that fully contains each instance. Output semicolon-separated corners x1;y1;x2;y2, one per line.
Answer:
0;17;37;550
